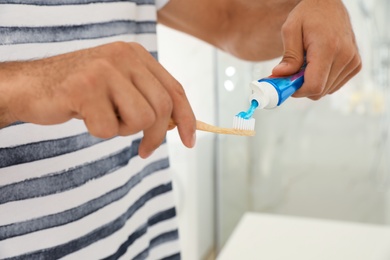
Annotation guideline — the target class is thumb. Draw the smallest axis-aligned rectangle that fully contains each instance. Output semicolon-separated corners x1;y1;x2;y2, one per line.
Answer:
272;21;305;76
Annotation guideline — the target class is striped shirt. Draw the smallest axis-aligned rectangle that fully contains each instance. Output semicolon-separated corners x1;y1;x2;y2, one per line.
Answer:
0;1;181;259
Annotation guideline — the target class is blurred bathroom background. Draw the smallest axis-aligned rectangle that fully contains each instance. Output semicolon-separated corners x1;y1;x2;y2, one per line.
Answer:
158;0;390;259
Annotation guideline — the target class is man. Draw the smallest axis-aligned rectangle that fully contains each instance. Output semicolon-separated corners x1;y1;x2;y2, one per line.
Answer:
0;0;360;259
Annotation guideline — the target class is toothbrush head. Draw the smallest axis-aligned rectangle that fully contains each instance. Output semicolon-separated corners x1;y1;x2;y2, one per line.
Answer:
233;115;256;131
232;99;258;132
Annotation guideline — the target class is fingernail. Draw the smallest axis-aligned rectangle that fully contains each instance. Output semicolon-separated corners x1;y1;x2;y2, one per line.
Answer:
190;133;196;148
274;62;287;70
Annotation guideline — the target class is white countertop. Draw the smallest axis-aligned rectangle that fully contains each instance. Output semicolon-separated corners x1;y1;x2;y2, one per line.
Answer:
218;212;390;260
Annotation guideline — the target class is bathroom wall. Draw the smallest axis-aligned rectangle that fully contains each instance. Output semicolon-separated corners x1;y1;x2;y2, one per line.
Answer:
157;25;216;260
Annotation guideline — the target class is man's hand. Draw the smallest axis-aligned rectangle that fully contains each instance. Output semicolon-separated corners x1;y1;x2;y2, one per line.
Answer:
159;0;361;100
0;42;196;158
272;0;362;100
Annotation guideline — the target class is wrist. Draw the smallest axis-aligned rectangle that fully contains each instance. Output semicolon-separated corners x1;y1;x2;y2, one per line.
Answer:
0;63;20;128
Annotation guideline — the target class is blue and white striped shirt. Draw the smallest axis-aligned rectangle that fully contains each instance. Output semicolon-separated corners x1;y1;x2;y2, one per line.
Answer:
0;1;181;259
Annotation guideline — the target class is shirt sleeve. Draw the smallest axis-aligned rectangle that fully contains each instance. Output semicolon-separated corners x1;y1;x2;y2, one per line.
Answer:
156;0;170;10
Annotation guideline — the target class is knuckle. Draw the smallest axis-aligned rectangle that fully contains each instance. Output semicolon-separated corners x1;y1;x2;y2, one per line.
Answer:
128;42;147;52
105;41;130;56
80;71;99;88
140;110;156;129
92;58;112;72
65;74;97;109
118;123;141;137
309;95;322;101
171;81;186;98
110;41;129;51
87;120;118;139
80;59;114;88
309;83;325;96
156;93;173;116
101;41;142;62
94;127;117;139
326;39;340;53
92;128;117;139
126;107;156;132
114;41;135;58
281;22;293;36
356;62;362;73
354;56;363;73
129;65;147;83
68;66;108;108
77;70;103;94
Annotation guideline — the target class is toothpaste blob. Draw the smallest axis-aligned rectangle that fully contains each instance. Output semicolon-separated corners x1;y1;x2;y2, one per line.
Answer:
236;99;259;119
250;65;306;109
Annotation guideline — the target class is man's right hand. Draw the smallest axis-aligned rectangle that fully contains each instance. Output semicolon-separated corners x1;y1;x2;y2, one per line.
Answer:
0;41;196;158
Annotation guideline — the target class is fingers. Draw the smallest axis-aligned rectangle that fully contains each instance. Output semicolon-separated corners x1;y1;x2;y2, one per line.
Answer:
272;15;305;76
129;67;174;158
103;43;195;158
129;43;196;151
7;41;195;159
273;0;361;100
108;69;156;137
323;50;355;92
292;46;332;98
296;47;361;100
62;42;195;158
67;62;120;139
82;95;119;139
328;54;362;94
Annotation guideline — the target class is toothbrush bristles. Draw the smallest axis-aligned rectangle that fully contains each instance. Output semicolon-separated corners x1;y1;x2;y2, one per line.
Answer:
233;116;256;131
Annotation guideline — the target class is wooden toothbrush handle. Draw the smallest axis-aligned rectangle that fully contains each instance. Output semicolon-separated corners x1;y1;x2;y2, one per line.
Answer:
196;120;255;136
168;119;255;136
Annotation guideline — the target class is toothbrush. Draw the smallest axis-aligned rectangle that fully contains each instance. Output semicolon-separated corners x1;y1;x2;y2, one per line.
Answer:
168;118;255;136
233;64;306;132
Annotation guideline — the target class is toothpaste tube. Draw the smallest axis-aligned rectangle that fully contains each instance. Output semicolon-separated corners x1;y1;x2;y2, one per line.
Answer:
250;66;305;109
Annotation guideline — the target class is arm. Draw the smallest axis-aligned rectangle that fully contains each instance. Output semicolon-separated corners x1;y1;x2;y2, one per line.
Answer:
0;42;196;157
158;0;361;99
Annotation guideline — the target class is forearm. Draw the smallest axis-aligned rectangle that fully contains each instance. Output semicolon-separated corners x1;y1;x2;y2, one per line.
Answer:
0;59;60;128
158;0;300;61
